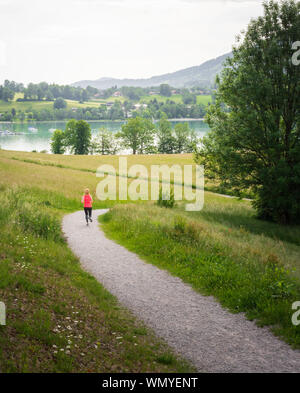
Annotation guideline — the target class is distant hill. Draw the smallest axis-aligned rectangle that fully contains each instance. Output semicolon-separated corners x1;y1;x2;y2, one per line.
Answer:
72;52;231;89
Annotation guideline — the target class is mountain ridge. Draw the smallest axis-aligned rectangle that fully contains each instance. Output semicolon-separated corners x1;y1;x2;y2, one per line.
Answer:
72;52;232;89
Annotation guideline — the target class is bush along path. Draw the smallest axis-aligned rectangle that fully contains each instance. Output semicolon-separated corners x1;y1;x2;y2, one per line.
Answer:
62;209;300;373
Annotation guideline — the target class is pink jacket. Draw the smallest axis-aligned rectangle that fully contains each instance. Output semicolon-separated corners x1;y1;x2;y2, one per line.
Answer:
82;194;93;208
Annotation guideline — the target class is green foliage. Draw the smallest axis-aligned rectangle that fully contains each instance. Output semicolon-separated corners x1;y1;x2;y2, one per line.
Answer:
53;97;67;109
17;206;62;242
182;89;196;105
117;117;155;154
173;215;187;233
157;187;175;208
156;354;176;365
90;127;120;155
196;0;300;224
155;116;199;154
21;81;95;102
121;86;144;100
73;120;91;155
64;119;91;155
174;122;190;153
0;86;14;102
156;116;176;154
51;129;65;154
159;84;172;97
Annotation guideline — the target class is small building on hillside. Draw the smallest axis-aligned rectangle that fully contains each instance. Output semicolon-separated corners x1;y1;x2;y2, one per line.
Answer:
113;91;122;97
133;103;148;110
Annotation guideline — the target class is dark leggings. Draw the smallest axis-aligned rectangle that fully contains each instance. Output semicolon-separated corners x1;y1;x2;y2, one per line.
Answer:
84;207;92;220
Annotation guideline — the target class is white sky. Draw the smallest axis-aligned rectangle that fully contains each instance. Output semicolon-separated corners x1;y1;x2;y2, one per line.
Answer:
0;0;265;85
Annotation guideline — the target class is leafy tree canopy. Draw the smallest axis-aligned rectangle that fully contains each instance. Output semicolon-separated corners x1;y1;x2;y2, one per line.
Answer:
195;0;300;224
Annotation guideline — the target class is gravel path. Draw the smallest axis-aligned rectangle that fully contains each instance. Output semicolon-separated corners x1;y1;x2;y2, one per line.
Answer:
62;209;300;373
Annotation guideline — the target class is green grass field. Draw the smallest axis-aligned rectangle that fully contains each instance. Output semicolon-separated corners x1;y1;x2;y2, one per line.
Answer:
100;200;300;348
1;147;299;373
196;95;212;106
0;149;249;198
0;98;102;113
0;150;194;372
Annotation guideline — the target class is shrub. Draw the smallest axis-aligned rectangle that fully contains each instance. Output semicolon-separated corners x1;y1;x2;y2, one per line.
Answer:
156;187;175;208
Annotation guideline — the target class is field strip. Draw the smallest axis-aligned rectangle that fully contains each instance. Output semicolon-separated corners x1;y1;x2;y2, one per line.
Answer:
8;155;252;197
62;209;300;372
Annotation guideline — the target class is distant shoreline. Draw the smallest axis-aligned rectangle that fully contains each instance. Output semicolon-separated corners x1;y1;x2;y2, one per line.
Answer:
0;118;205;124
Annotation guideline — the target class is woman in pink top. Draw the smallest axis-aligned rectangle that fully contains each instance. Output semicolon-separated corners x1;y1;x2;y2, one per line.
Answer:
81;188;93;225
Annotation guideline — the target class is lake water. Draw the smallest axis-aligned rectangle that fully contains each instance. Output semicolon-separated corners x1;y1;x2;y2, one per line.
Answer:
0;120;210;153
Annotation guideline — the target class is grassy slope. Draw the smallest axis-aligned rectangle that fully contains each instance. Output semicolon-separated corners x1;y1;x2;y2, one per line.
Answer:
100;201;300;348
0;150;240;198
0;152;194;372
2;148;299;356
0;149;194;172
0;99;101;113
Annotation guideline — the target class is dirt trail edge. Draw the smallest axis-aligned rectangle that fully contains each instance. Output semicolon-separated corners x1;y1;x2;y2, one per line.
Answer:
62;209;300;373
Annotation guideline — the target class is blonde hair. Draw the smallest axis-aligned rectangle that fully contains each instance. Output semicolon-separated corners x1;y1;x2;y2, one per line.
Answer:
84;188;90;194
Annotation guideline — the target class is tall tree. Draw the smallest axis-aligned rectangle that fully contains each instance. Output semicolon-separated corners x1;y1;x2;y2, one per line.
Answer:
117;117;155;154
174;122;190;153
91;127;119;155
53;97;67;109
64;119;91;155
195;0;300;224
73;120;91;155
159;84;172;97
156;116;176;154
51;129;65;154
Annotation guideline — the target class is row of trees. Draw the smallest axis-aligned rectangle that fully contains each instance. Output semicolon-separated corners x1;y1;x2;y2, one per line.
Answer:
1;80;210;105
0;80;98;103
158;85;197;103
21;82;98;102
99;84;210;101
0;80;24;102
51;117;198;155
144;98;205;118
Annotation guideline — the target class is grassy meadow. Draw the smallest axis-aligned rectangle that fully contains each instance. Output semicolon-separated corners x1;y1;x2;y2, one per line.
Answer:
0;149;194;372
1;147;300;374
0;94;212;115
0;98;102;113
0;149;243;198
100;200;300;348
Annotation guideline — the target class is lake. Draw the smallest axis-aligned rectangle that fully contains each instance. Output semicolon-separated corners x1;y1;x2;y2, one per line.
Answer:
0;120;210;153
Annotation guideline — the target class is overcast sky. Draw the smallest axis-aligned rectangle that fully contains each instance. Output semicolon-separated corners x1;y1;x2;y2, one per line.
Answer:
0;0;266;85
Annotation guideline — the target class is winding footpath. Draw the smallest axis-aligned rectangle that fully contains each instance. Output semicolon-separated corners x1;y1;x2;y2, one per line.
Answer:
62;209;300;373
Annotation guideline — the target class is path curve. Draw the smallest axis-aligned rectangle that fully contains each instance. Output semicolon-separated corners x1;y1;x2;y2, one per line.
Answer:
62;209;300;373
